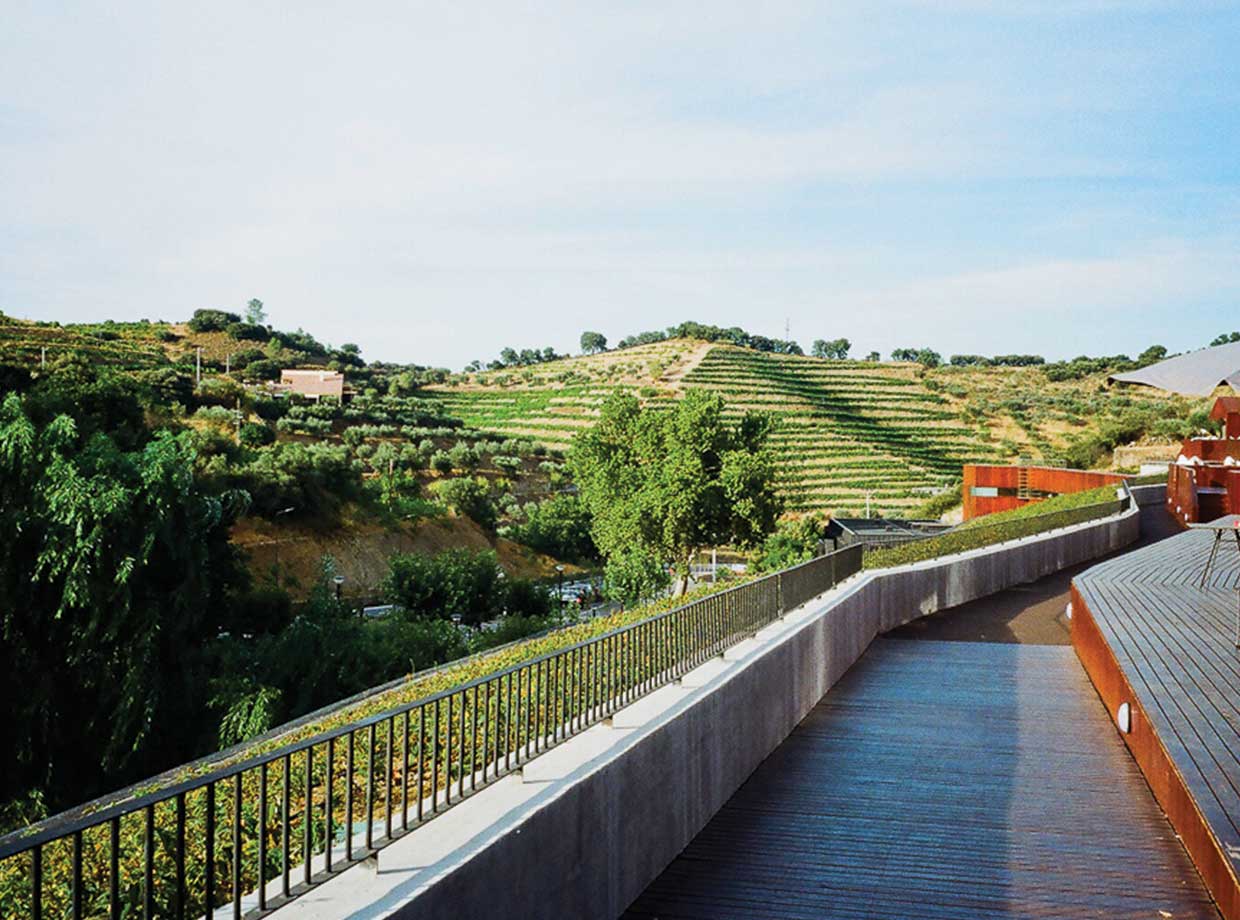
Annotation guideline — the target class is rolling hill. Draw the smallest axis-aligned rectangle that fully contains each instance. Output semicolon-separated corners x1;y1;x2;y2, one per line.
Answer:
426;341;1188;516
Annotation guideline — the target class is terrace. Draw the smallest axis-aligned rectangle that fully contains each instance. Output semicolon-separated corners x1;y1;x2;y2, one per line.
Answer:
3;485;1234;919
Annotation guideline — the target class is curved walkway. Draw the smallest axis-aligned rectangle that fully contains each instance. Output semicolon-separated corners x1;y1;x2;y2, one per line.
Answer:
624;509;1217;919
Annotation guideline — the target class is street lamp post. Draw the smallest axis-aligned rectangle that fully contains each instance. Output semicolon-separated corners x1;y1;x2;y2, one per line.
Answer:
333;575;346;613
554;564;565;616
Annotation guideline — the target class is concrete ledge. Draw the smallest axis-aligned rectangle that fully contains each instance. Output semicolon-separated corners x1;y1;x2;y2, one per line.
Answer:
270;503;1139;920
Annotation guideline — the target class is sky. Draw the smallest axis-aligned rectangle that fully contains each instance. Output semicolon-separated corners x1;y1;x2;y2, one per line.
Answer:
2;1;1238;369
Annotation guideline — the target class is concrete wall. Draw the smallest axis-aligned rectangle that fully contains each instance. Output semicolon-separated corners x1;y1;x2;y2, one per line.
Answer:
272;502;1139;920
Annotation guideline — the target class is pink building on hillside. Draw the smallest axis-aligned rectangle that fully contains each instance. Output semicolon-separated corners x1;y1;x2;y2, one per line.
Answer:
277;369;346;401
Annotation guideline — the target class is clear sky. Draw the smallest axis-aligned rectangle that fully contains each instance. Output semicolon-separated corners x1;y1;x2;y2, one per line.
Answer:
2;2;1237;369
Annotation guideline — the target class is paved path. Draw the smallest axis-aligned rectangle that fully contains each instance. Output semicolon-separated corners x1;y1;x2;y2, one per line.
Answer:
625;510;1217;919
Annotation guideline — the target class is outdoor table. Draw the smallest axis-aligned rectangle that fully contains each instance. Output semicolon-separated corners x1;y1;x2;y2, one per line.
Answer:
1189;515;1240;647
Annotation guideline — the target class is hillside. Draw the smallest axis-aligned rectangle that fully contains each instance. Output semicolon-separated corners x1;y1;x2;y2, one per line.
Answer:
0;315;1194;517
428;341;1189;515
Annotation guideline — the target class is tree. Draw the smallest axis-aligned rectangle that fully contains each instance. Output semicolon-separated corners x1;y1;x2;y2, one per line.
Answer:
188;308;241;332
569;389;781;599
1210;332;1240;346
0;375;248;812
245;298;267;325
580;331;608;354
383;548;550;625
432;476;499;530
866;351;881;362
1137;344;1168;366
893;347;940;367
505;494;597;562
811;338;850;359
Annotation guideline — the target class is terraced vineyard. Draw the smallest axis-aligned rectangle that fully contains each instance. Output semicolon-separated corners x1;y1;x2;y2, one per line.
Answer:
0;319;171;369
679;348;1008;512
428;343;1012;515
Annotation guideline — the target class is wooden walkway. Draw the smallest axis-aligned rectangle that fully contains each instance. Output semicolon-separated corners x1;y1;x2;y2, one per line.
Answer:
1073;516;1240;918
624;638;1216;919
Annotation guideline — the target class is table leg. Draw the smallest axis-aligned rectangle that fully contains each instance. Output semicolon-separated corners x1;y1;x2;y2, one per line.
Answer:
1201;531;1222;589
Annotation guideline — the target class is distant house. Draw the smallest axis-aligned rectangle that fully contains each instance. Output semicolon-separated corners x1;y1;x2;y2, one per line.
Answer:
277;368;346;401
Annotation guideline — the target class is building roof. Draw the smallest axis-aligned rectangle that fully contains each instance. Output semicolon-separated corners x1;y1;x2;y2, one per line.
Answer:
1108;341;1240;396
281;368;343;380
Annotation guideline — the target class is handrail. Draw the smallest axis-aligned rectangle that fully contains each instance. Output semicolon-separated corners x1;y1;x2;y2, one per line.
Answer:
0;489;1137;918
0;545;865;919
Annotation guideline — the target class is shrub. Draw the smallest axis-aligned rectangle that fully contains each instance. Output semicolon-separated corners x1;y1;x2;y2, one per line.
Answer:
242;358;284;382
238;422;275;447
384;548;507;626
752;515;826;573
188;308;241;332
430;449;453;474
226;322;270;342
432;476;498;530
505;494;597;562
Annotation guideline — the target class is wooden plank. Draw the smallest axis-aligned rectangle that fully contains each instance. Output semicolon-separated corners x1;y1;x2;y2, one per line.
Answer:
625;639;1216;920
1072;518;1240;920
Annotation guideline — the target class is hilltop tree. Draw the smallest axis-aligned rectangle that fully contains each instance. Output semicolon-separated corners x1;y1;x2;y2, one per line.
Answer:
1137;344;1168;366
188;308;241;333
866;351;881;362
580;331;608;354
892;347;941;367
1210;331;1240;346
811;338;851;359
245;298;267;325
569;389;781;602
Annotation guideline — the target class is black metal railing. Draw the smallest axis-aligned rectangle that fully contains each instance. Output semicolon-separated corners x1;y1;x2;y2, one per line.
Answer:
0;544;863;920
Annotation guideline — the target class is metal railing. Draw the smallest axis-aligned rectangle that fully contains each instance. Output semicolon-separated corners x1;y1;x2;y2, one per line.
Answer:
0;544;863;920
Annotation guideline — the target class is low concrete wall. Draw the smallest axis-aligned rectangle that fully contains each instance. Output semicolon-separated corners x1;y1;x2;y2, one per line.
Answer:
1131;483;1168;507
273;502;1139;920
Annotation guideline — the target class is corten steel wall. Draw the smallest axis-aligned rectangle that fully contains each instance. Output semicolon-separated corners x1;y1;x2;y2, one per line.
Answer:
1072;601;1240;917
360;503;1140;920
1167;463;1240;524
963;464;1129;520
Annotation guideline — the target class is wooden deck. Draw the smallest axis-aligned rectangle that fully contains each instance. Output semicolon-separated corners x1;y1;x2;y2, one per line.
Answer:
625;638;1215;919
1073;516;1240;920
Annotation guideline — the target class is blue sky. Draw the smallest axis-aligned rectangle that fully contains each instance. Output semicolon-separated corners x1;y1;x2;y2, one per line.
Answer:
2;1;1238;368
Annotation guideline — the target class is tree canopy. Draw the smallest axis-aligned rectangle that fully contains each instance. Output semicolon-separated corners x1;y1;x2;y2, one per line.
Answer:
0;372;248;811
811;338;850;359
569;389;781;602
580;330;608;354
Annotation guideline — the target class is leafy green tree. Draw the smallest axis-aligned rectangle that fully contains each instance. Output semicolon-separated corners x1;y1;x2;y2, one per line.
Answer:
866;351;881;362
580;331;608;354
238;421;275;447
432;475;499;530
188;308;241;332
752;515;827;573
569;389;781;598
602;547;670;607
811;338;850;359
383;548;547;625
505;494;597;562
245;298;267;325
1137;344;1168;366
1209;332;1240;346
893;347;943;367
0;379;247;811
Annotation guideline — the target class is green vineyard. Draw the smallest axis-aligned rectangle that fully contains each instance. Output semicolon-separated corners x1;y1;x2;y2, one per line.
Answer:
428;344;1013;515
